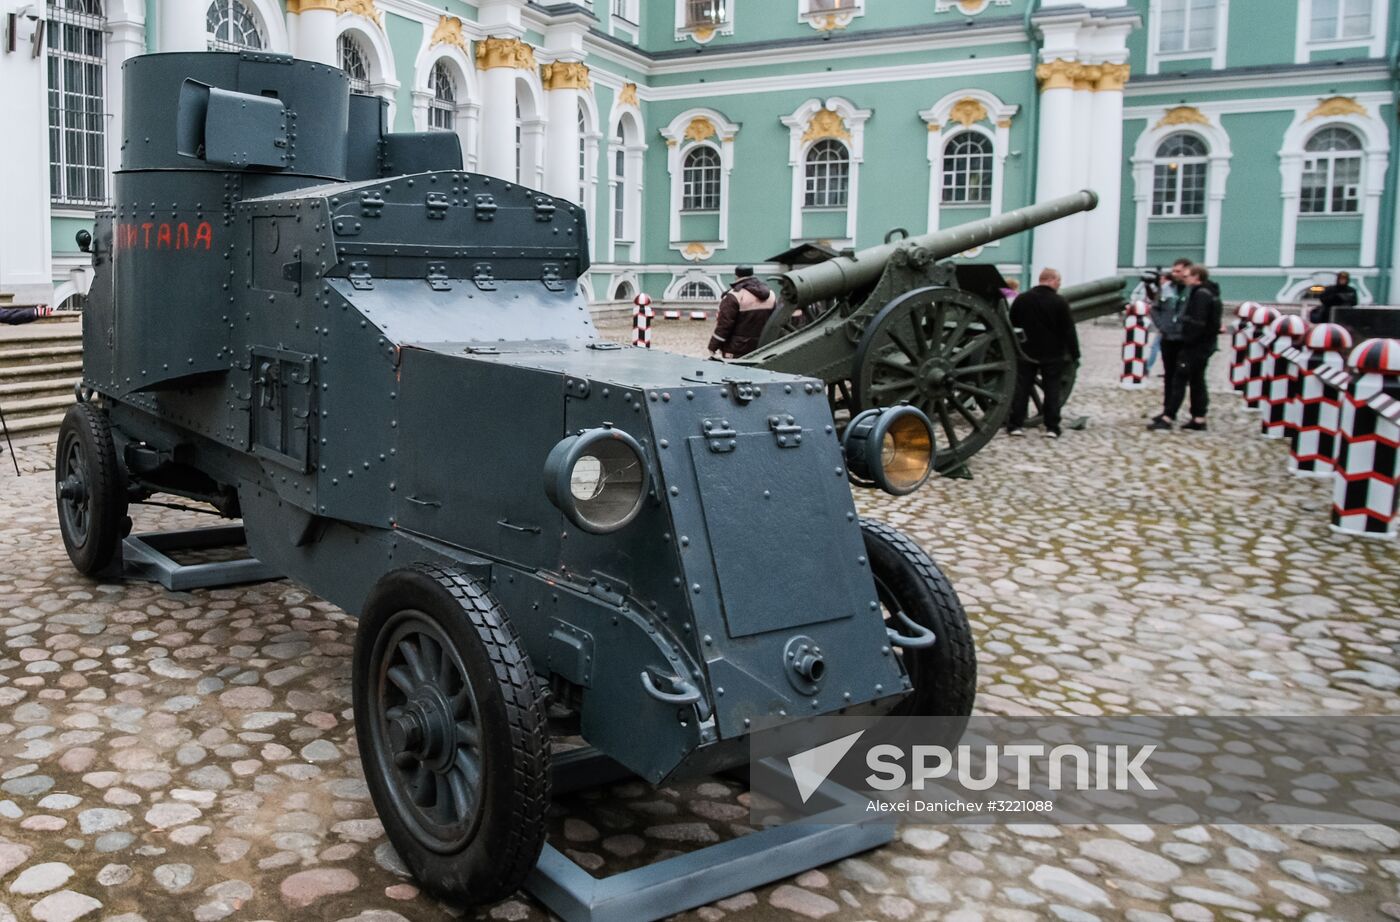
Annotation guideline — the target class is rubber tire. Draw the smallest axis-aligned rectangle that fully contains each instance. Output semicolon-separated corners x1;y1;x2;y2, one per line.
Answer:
54;402;127;576
860;519;977;718
353;565;551;906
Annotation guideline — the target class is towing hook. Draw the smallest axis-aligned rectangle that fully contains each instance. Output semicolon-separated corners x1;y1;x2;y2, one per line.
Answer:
640;668;711;720
886;609;936;649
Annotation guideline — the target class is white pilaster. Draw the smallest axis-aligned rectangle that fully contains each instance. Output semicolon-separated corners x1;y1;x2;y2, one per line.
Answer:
1033;71;1077;280
478;63;518;181
160;0;207;52
1084;69;1127;280
106;12;147;176
0;6;52;304
543;77;583;199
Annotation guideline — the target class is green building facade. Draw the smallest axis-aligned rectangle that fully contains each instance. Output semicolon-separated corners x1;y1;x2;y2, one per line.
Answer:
10;0;1397;313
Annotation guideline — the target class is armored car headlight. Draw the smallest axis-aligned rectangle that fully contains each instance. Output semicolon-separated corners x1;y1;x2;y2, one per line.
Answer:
842;406;936;496
544;427;650;533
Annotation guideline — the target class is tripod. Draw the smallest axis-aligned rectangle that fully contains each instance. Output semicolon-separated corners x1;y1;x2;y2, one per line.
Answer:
0;401;20;476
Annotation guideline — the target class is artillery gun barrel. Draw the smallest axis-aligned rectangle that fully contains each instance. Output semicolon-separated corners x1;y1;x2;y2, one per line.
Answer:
1061;276;1129;324
779;189;1100;306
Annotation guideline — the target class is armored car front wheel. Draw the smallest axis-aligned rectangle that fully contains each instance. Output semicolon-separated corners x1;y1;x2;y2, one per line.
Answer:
860;519;977;718
55;402;128;576
354;566;551;905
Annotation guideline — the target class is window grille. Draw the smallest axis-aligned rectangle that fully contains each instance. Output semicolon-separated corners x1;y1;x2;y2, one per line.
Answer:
682;146;722;211
47;0;107;206
339;33;371;94
1151;133;1208;217
429;62;456;131
206;0;265;52
941;132;993;205
803;139;849;208
1301;127;1363;214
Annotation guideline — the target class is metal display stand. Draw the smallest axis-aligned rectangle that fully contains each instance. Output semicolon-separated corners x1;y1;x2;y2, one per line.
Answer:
528;748;892;922
120;524;280;591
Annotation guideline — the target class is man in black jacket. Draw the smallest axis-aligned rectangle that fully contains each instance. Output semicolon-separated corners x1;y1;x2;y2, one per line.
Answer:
1150;265;1221;431
1007;268;1079;439
1310;271;1358;323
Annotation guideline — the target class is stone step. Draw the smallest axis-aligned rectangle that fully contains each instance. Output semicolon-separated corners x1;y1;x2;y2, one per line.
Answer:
0;322;83;344
0;411;66;437
0;393;74;418
0;343;84;364
0;360;84;380
0;377;79;398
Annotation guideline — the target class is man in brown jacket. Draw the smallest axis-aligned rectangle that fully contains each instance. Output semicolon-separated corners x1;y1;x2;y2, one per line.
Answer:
707;267;776;358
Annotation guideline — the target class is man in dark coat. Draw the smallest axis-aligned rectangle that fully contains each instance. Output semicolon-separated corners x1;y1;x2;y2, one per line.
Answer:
1007;268;1079;439
707;267;776;359
1310;271;1358;323
1150;265;1221;431
0;306;52;325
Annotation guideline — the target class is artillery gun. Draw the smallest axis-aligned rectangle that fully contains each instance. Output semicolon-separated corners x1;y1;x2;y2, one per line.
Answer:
54;51;977;913
737;193;1127;475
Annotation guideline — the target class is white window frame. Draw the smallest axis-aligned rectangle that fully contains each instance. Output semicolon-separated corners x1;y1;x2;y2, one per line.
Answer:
1294;0;1389;63
1146;0;1228;73
1278;99;1391;268
1299;128;1363;215
47;0;108;208
412;51;480;171
661;108;739;259
940;131;995;207
1129;110;1232;268
334;14;400;115
803;139;851;209
920;90;1017;234
577;95;602;257
664;272;725;301
607;104;646;260
206;0;267;51
674;0;734;44
781;97;871;247
681;145;723;212
1150;132;1210;218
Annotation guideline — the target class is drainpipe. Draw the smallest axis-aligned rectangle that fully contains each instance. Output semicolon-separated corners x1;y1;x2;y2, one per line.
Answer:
1378;23;1400;304
1019;0;1042;289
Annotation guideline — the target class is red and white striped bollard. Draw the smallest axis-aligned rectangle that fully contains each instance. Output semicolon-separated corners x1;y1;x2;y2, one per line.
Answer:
1331;339;1400;539
1120;300;1151;389
631;293;654;348
1289;323;1353;478
1261;314;1307;439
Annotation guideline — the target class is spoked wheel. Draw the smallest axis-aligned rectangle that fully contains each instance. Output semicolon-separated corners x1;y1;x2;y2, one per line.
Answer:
757;298;836;347
860;519;976;718
1025;362;1080;430
55;402;127;575
354;566;550;905
851;287;1018;475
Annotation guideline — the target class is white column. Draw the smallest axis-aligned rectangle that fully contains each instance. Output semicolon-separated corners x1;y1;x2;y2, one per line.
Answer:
160;0;207;52
1360;150;1388;268
0;7;52;305
293;1;338;66
1084;64;1127;281
1033;60;1078;281
106;13;147;176
476;38;532;182
542;62;585;200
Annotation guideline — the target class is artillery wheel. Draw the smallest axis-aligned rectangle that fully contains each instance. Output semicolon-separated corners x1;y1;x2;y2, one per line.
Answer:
55;402;128;575
1024;362;1080;429
851;286;1018;474
757;298;834;347
860;519;976;717
354;566;550;905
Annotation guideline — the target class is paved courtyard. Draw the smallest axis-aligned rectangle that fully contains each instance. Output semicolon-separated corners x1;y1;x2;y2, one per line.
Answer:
0;316;1397;922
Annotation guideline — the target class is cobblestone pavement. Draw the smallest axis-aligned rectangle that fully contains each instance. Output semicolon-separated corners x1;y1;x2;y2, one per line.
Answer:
0;317;1396;922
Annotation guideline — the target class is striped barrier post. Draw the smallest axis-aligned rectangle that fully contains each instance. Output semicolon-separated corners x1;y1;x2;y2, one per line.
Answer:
1243;304;1280;410
1331;338;1400;539
1289;323;1353;478
631;293;654;348
1230;301;1260;393
662;310;682;320
689;310;709;321
1120;300;1151;389
1261;314;1308;440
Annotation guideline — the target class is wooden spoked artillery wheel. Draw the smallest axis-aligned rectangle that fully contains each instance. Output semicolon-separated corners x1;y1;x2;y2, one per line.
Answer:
848;287;1018;475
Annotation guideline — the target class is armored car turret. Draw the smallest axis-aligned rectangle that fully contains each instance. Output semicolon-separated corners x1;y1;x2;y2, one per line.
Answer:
55;51;977;905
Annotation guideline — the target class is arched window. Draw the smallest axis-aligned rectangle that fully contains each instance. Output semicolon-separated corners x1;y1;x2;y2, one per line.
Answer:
941;132;993;205
47;0;106;206
682;146;721;211
339;33;370;94
428;62;455;131
206;0;265;51
804;139;849;208
613;280;635;300
1301;127;1363;214
1151;132;1208;217
678;280;717;300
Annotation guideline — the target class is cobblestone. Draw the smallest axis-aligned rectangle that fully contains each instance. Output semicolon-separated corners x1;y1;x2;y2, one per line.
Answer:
0;320;1394;919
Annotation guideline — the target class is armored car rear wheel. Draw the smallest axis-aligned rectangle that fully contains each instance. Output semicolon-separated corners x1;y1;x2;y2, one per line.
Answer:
860;519;976;718
354;566;551;906
55;402;128;576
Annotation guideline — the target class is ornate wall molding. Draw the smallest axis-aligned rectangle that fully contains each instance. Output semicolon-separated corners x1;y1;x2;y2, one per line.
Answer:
948;98;989;127
541;61;590;90
801;108;851;144
286;0;339;12
618;83;639;108
684;116;717;143
430;15;469;52
1155;105;1210;128
475;36;536;71
1305;96;1368;121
